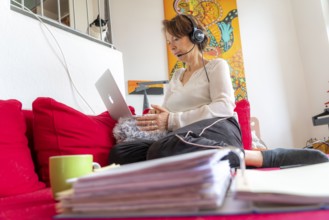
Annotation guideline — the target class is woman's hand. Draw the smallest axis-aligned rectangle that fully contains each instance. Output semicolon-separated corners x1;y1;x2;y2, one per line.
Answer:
136;105;169;131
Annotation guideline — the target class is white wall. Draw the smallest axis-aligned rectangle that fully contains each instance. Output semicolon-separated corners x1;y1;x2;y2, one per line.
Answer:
237;0;310;147
110;0;168;115
238;0;329;147
110;0;329;148
291;0;329;139
0;1;124;115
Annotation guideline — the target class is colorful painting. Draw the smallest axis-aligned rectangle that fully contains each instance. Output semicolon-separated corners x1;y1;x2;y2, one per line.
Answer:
163;0;247;101
128;80;165;95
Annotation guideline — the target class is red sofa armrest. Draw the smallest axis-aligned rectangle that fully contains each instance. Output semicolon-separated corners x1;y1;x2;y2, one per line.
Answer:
235;99;252;150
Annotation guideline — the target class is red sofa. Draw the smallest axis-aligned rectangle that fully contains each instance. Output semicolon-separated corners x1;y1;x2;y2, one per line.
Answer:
0;97;253;220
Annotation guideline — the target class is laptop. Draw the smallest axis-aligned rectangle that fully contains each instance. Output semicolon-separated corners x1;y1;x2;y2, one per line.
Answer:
95;69;133;120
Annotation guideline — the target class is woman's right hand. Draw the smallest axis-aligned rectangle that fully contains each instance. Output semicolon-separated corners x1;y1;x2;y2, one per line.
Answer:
137;105;169;131
150;105;170;131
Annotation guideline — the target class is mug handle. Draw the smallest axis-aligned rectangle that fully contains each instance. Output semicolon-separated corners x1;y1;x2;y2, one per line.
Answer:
92;162;101;170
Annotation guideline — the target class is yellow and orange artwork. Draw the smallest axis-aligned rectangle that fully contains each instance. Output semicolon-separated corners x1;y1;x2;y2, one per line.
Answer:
128;80;165;95
163;0;247;101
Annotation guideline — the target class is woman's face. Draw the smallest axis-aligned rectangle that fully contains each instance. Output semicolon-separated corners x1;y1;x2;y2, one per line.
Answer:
165;31;194;60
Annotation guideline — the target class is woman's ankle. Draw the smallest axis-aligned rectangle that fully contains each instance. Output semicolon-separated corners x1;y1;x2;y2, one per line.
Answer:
245;150;263;167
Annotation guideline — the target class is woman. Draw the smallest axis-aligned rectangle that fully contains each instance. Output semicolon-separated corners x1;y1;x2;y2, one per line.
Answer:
109;14;328;167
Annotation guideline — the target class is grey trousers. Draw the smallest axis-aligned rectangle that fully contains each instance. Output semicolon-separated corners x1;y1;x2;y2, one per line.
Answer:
109;117;242;165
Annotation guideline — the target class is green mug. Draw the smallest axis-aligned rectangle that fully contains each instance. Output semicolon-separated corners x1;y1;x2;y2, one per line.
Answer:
49;154;101;199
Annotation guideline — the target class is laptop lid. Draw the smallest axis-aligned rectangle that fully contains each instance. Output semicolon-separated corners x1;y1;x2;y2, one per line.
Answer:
95;69;132;120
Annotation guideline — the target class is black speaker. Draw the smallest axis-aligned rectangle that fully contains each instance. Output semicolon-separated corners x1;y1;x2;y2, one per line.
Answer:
183;14;205;44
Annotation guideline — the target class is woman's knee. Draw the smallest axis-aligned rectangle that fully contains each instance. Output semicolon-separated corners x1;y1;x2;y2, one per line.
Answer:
108;140;153;165
146;133;220;160
108;145;123;165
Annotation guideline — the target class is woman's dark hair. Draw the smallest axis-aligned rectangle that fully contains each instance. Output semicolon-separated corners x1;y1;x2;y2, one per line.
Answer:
162;14;208;51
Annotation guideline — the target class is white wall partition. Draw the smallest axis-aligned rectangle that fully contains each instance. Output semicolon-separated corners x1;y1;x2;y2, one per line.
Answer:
0;1;123;115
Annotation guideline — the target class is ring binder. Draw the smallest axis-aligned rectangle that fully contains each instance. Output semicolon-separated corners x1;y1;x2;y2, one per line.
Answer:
55;149;245;217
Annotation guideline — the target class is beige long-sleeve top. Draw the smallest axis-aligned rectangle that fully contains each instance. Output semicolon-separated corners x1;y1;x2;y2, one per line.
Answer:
162;58;236;131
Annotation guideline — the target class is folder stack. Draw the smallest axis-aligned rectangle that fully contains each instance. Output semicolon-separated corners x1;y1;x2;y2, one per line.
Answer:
56;149;239;216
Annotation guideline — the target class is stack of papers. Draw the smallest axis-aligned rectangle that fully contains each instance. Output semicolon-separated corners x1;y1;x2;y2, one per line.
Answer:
56;149;238;215
234;162;329;205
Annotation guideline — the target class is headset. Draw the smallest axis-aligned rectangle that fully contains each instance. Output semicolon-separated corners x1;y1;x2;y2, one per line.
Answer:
181;14;209;82
182;14;205;44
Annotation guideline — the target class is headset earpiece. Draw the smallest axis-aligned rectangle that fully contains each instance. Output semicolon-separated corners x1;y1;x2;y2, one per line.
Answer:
183;14;205;44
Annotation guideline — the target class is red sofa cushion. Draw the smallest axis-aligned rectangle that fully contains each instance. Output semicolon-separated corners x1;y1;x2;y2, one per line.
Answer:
0;188;55;219
0;99;45;197
234;99;252;150
22;110;41;175
32;97;117;185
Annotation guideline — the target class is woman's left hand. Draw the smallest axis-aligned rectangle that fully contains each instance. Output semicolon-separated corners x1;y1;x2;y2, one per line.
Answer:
136;105;169;131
